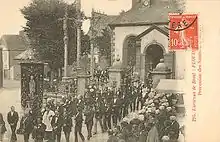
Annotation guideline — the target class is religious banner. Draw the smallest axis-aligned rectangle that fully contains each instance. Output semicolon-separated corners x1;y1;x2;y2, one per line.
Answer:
20;62;44;116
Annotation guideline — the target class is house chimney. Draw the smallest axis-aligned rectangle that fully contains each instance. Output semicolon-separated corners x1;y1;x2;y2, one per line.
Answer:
19;30;25;37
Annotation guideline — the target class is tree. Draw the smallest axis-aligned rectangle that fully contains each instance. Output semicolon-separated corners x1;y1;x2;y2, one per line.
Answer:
21;0;90;72
94;27;111;65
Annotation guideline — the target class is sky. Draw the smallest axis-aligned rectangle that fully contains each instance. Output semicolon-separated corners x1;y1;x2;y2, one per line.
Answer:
0;0;131;37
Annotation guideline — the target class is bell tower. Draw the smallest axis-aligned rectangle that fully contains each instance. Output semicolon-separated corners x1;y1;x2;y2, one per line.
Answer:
132;0;141;8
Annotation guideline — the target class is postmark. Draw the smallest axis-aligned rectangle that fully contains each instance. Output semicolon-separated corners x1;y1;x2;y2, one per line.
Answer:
168;14;198;50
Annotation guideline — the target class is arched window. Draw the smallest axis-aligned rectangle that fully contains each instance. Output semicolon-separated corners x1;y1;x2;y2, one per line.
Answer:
123;36;136;67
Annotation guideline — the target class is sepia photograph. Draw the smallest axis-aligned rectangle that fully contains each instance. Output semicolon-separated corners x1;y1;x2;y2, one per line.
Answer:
0;0;187;142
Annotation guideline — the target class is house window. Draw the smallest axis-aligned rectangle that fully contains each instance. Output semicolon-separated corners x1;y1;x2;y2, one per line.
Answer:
2;47;9;70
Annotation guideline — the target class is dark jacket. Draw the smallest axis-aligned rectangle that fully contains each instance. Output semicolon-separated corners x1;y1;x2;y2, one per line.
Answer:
7;111;19;126
84;109;94;124
0;121;6;134
51;115;64;133
168;121;180;139
75;112;83;124
32;123;46;140
62;116;73;132
20;115;33;134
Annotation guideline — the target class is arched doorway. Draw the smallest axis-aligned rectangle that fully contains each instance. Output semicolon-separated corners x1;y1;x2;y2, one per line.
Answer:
145;44;164;82
122;36;136;67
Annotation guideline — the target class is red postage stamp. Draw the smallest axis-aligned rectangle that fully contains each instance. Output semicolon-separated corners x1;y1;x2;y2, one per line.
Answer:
169;14;198;50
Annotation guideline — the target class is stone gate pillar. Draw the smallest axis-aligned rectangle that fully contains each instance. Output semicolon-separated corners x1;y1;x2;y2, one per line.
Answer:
150;59;172;88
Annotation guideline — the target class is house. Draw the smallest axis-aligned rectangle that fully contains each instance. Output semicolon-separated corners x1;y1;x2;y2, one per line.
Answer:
108;0;185;82
0;31;28;80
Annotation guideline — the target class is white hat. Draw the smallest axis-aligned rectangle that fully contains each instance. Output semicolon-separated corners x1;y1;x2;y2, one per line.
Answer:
138;114;145;121
164;102;169;107
159;106;165;110
162;136;169;141
148;99;154;104
166;107;172;111
148;92;154;98
170;115;176;120
147;108;152;112
155;109;160;114
123;117;129;122
151;103;155;107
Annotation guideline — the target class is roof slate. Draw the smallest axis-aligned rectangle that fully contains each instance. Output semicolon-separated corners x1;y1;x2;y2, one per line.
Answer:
14;48;37;61
0;35;28;50
110;0;181;26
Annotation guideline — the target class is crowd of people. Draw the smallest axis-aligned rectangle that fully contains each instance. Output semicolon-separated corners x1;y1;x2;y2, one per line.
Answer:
106;90;184;142
0;75;184;142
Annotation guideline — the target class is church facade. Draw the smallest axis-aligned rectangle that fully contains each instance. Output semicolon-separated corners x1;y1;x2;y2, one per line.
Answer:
109;0;185;82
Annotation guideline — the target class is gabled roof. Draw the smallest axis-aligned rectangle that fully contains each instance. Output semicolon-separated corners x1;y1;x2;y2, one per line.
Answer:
0;34;28;51
14;48;38;61
87;12;117;37
135;25;169;40
110;0;181;27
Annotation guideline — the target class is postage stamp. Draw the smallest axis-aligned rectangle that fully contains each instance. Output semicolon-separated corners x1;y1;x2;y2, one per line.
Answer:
169;14;198;50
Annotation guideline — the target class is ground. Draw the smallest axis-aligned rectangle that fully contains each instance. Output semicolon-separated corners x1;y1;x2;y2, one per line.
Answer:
0;80;108;142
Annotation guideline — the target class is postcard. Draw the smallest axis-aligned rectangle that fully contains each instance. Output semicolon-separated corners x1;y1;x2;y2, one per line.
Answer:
0;0;219;142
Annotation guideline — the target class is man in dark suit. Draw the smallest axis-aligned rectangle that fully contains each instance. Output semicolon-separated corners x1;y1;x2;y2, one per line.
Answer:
112;93;119;126
62;111;73;142
7;106;19;142
74;108;85;142
168;116;180;141
20;110;33;142
51;110;63;142
103;102;112;131
55;102;64;117
84;106;94;140
93;93;104;134
32;117;46;142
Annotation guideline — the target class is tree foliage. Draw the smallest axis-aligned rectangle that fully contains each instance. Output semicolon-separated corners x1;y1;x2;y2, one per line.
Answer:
94;27;111;65
21;0;90;70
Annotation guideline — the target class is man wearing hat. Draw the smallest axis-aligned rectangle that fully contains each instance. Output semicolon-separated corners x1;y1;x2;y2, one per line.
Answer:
84;106;94;140
116;90;124;122
74;107;85;142
77;95;85;112
93;91;104;134
122;91;129;118
136;83;143;110
32;117;46;142
112;92;120;126
51;110;63;142
168;116;180;142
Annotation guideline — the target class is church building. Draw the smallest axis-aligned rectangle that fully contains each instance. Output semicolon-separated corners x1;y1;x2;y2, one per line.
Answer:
109;0;185;83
